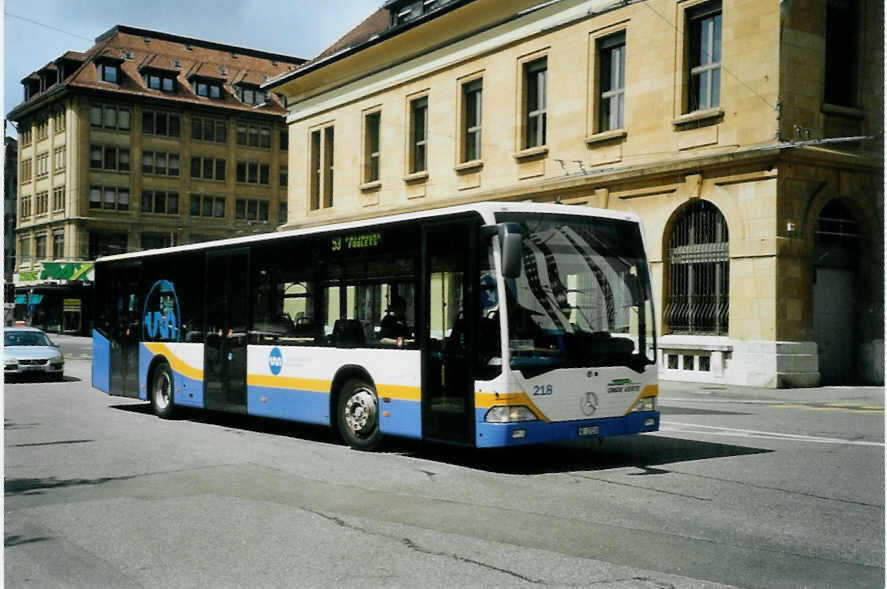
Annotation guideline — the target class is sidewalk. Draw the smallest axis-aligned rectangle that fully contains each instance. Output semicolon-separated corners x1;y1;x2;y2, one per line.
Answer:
660;378;884;404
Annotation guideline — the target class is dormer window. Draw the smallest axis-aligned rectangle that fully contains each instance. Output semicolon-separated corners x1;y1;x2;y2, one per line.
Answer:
396;6;413;24
146;73;176;92
191;78;222;99
98;63;118;83
95;55;124;84
389;0;448;27
236;84;266;105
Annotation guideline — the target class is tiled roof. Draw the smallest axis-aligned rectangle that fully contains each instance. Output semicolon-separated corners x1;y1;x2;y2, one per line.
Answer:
314;8;389;61
9;25;306;120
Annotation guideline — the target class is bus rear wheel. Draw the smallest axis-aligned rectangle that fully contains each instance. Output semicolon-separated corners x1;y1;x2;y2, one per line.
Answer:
337;379;382;450
151;362;176;419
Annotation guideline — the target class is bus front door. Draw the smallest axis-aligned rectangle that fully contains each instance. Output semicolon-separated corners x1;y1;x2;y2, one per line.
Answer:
204;249;249;413
422;222;476;444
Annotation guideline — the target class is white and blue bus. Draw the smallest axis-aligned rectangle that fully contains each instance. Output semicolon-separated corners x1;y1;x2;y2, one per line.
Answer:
92;202;658;449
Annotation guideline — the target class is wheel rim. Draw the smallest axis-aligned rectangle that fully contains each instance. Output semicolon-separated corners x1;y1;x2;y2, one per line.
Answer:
154;371;172;410
343;387;377;438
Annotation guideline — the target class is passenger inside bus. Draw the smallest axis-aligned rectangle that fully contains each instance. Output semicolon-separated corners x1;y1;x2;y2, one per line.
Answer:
379;295;411;345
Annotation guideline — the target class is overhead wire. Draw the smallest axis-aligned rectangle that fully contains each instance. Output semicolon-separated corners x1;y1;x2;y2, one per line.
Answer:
4;11;94;42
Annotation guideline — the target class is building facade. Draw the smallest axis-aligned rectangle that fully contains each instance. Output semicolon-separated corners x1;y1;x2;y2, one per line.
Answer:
4;136;19;324
8;25;304;334
268;0;883;387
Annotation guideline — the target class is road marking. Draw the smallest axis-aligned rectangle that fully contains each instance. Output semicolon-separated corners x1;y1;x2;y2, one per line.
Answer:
664;398;883;413
660;421;885;447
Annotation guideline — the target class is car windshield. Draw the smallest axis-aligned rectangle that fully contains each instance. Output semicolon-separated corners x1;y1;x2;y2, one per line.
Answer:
4;332;53;347
496;213;656;376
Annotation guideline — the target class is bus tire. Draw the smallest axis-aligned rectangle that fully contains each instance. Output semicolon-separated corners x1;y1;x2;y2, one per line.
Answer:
151;362;176;419
336;378;382;451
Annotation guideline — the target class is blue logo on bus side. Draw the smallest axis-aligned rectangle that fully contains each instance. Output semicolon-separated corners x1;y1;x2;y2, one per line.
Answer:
269;347;283;376
142;280;181;342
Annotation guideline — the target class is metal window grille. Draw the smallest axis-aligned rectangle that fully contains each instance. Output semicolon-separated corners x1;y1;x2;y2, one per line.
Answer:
665;200;729;335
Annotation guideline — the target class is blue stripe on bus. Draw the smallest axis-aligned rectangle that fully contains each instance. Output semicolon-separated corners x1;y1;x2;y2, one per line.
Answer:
173;371;204;408
474;410;660;448
379;398;422;439
138;345;152;401
92;330;111;394
247;385;330;425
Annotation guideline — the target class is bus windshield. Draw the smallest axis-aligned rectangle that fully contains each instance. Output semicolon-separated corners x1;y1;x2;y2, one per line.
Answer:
496;213;655;376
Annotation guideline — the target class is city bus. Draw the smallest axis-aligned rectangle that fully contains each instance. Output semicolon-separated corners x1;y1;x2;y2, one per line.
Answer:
92;202;659;450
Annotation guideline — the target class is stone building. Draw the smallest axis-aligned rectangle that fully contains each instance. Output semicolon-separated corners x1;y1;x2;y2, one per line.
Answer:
267;0;883;387
4;136;19;325
7;25;304;333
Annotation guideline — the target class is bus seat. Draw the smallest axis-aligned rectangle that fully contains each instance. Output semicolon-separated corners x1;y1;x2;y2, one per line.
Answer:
331;319;365;347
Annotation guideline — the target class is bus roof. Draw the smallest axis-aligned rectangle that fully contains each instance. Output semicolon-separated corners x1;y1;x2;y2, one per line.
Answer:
95;201;642;263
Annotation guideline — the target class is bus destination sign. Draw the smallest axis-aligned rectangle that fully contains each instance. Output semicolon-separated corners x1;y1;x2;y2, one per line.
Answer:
331;231;382;252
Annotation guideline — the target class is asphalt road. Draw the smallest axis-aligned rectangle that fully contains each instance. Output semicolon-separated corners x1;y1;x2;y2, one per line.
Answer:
5;341;884;588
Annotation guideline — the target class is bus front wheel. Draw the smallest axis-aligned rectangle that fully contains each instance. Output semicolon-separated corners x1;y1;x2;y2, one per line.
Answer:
337;379;381;450
151;362;176;419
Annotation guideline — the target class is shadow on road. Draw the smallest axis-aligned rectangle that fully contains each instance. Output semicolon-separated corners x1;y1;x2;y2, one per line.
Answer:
402;435;772;475
4;534;52;547
5;374;82;384
4;419;42;430
109;403;342;445
5;474;137;497
108;403;770;475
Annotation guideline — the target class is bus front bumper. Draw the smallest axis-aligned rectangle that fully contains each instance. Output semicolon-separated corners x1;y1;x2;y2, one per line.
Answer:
475;411;659;448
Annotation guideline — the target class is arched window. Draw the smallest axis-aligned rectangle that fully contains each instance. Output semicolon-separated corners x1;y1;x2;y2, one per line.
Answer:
665;200;729;335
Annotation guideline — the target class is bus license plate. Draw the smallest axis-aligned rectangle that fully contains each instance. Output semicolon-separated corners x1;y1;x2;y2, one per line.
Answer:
578;426;599;437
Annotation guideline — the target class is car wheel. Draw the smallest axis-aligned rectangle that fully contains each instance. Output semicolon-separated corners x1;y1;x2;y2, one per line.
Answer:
151;362;176;419
336;378;382;451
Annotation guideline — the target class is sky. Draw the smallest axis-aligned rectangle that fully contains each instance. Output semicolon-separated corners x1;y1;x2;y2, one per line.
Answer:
2;0;384;136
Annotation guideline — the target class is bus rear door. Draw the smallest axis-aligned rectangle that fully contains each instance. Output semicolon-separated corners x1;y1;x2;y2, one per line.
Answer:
204;249;249;413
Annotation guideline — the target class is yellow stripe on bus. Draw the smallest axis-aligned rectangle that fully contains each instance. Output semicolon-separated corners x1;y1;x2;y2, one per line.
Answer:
377;383;421;402
248;374;330;392
246;375;420;401
144;343;203;381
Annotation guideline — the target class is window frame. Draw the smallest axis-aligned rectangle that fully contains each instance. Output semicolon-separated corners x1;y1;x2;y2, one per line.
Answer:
597;31;626;133
824;0;860;107
142;111;181;137
97;63;119;84
52;230;65;259
686;1;722;113
140;189;180;215
408;95;429;174
362;109;381;184
459;77;483;163
91;144;130;172
522;57;548;149
89;185;130;211
306;122;335;211
52;186;65;212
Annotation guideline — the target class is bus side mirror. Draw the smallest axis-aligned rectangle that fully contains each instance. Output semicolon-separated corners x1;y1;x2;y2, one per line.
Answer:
498;223;523;278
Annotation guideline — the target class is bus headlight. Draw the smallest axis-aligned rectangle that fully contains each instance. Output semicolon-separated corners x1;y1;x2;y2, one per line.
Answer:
631;397;657;412
485;406;537;423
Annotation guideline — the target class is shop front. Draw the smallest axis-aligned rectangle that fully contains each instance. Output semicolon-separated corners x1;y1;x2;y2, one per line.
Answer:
13;261;94;335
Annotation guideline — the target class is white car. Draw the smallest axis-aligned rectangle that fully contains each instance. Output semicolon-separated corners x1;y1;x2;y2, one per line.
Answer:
4;327;65;381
